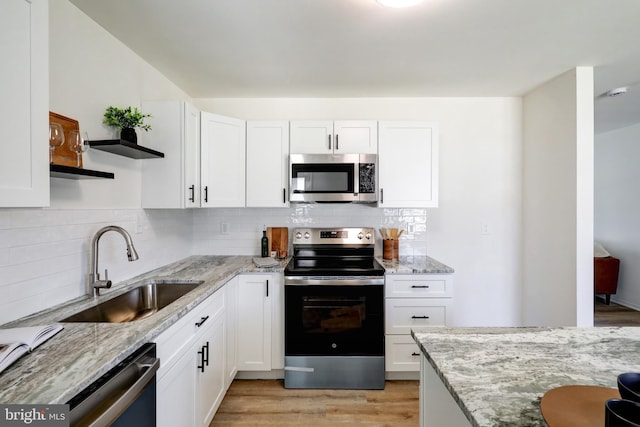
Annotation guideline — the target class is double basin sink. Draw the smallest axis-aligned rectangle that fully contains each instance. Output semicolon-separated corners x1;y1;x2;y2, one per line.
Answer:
62;280;204;323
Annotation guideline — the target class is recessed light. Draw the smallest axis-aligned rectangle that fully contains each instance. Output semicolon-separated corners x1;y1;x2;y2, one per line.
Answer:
377;0;424;8
604;87;628;97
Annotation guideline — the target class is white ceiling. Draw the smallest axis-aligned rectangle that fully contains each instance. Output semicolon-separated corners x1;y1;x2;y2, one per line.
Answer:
68;0;640;133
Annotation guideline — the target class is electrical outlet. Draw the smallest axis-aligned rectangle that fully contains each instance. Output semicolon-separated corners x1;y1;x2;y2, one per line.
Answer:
221;222;229;235
481;222;490;235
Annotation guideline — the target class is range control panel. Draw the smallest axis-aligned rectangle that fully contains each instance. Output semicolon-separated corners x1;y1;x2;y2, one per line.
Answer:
292;227;375;246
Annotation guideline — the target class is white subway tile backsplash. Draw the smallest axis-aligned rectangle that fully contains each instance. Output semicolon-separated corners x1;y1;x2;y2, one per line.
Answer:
0;208;193;325
193;204;428;257
0;204;427;324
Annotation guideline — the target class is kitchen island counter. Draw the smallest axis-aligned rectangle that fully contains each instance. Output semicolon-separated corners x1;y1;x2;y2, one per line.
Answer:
0;255;287;405
412;327;640;426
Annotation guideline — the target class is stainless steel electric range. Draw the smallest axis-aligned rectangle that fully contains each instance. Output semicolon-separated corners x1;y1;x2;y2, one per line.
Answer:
283;227;385;389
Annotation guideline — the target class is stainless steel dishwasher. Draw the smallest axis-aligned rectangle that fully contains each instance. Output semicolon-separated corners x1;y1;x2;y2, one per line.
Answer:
67;343;159;427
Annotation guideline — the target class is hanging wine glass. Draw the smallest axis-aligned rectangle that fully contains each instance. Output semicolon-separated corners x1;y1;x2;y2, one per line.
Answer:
49;123;65;164
69;130;89;168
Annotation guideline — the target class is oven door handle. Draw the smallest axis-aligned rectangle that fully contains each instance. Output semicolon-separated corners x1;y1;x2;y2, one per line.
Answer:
284;277;384;286
284;366;315;373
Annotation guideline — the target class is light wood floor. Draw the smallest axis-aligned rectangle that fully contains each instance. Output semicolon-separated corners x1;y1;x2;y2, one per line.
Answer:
594;298;640;326
210;379;419;427
210;301;639;426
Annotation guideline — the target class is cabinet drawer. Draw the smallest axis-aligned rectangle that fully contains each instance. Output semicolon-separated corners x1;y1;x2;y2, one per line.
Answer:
385;274;453;298
385;335;421;372
156;288;225;375
385;298;450;334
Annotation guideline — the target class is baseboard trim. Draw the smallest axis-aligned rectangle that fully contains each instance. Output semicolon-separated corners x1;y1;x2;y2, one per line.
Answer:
609;297;640;312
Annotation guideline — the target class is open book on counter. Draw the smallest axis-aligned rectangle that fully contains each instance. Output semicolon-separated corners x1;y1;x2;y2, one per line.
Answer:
0;324;64;374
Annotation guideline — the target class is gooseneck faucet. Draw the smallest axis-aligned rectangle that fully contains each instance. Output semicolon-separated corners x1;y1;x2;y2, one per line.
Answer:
89;225;139;297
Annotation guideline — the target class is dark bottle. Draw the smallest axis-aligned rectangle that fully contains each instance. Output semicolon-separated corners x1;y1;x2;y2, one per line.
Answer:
261;229;269;257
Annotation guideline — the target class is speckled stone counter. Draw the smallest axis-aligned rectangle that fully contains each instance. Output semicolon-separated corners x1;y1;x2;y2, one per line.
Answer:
412;327;640;427
378;255;454;274
0;255;287;405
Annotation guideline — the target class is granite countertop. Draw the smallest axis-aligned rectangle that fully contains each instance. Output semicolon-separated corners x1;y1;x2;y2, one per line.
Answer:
377;255;454;274
412;327;640;427
0;255;287;405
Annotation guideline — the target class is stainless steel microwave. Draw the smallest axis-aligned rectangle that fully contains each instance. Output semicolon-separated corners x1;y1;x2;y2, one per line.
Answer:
289;153;377;203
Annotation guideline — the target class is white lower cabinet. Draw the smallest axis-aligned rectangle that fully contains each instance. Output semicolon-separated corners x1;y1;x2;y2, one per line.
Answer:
385;274;453;373
224;276;239;388
156;286;227;427
196;313;226;427
157;346;196;427
237;273;283;371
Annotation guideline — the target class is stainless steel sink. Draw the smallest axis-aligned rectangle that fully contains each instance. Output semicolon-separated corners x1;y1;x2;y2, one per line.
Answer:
61;280;204;323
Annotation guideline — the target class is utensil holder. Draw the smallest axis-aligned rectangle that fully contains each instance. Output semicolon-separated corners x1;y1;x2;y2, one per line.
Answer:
383;239;398;261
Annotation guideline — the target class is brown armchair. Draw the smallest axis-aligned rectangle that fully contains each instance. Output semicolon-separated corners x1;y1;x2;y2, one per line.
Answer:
594;256;620;305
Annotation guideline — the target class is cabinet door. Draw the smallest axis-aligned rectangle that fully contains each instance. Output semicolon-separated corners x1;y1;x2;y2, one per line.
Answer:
290;120;334;154
385;335;421;372
157;347;196;427
269;274;284;370
237;274;272;371
385;298;451;334
141;100;200;208
378;122;439;207
333;121;377;154
0;0;48;207
184;102;201;208
246;121;290;207
224;276;238;389
195;315;226;427
201;112;246;207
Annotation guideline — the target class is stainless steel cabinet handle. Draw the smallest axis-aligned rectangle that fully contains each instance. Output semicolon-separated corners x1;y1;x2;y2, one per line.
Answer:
411;315;430;319
328;135;332;150
380;188;384;203
411;285;430;289
336;134;339;151
189;185;195;202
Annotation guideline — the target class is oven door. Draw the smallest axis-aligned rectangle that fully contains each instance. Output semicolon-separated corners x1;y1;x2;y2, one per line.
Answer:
285;283;384;357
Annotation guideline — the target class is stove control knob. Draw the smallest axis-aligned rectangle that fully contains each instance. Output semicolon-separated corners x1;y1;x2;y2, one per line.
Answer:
295;232;302;240
365;232;372;240
304;232;310;240
358;232;364;240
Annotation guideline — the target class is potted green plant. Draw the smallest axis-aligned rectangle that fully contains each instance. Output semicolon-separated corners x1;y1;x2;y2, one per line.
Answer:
103;106;152;144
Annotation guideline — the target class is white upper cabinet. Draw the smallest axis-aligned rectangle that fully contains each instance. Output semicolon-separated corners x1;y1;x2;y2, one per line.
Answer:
290;120;377;154
141;101;201;208
378;121;439;208
201;112;246;207
246;121;290;207
0;0;49;207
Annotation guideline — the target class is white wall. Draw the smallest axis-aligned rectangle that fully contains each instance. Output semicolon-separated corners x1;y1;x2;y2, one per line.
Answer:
522;67;594;327
0;0;194;325
595;122;640;310
195;97;524;326
49;0;189;209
